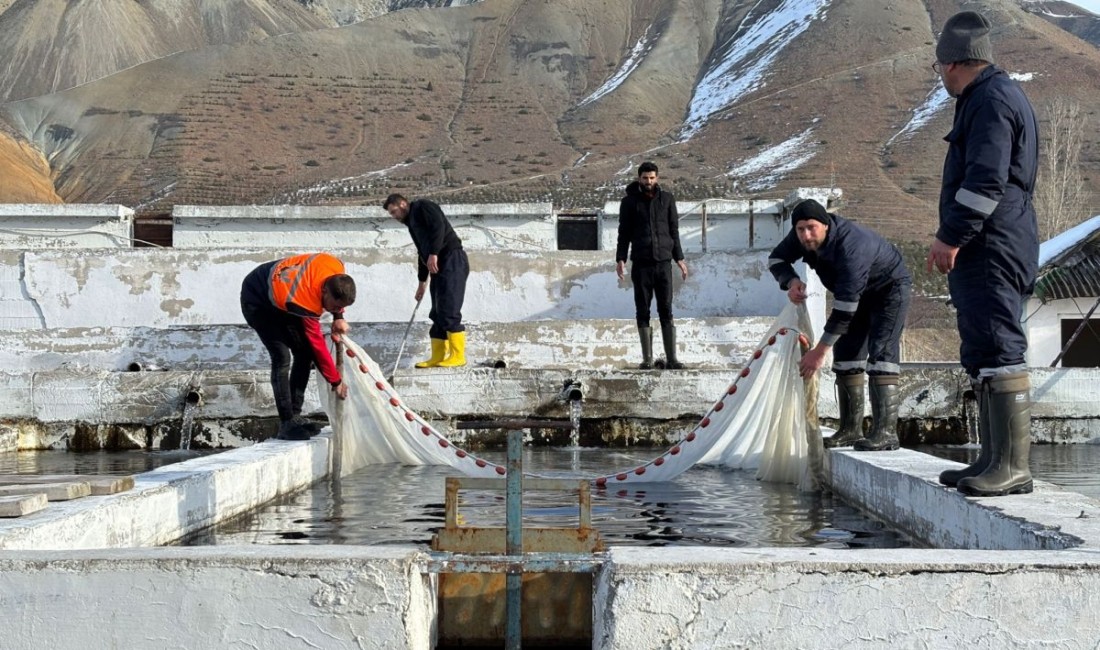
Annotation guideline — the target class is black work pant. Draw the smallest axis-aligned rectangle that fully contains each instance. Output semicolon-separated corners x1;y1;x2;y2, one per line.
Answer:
832;279;911;376
241;299;311;422
631;261;674;329
428;249;469;339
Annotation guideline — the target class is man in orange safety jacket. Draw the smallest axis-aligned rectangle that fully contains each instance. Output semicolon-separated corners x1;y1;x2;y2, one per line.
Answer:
240;253;356;440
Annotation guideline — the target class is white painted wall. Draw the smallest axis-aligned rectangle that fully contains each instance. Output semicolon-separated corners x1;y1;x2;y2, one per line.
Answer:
172;203;557;250
8;248;790;329
1026;296;1100;367
0;204;133;249
0;547;434;649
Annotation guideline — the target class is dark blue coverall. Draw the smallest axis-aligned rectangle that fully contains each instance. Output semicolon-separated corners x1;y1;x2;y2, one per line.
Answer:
405;199;468;340
938;65;1039;377
769;213;911;375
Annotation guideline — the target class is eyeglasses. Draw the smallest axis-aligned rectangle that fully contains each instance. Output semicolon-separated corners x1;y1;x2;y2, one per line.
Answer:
931;61;944;74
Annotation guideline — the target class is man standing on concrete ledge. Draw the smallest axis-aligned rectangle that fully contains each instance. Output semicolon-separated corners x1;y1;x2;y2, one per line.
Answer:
769;199;911;452
384;193;469;368
616;161;689;370
241;253;355;441
928;11;1040;497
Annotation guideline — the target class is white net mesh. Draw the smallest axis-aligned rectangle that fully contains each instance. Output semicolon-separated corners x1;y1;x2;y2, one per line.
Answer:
317;303;823;491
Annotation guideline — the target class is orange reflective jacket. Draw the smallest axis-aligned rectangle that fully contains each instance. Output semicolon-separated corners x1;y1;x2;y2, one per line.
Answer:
268;253;344;318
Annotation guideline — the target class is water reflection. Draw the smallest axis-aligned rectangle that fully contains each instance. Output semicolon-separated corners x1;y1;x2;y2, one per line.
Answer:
182;448;911;549
0;449;215;475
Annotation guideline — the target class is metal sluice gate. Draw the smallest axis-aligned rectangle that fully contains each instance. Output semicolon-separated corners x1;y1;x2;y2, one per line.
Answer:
425;421;606;649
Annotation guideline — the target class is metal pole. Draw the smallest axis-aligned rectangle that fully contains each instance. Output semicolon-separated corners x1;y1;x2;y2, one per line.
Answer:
333;340;345;479
700;201;708;254
1050;296;1100;367
505;428;523;649
390;297;422;381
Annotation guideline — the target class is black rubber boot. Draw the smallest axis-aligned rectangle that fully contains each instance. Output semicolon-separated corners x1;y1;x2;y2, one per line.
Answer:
638;326;653;369
276;418;311;441
660;323;683;369
939;379;992;487
854;374;900;451
957;372;1033;496
824;373;866;449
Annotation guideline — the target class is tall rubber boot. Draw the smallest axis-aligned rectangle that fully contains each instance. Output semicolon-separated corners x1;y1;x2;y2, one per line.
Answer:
939;379;992;487
437;331;467;367
957;372;1033;496
824;373;866;449
854;374;900;451
638;326;653;369
660;323;683;370
415;338;448;368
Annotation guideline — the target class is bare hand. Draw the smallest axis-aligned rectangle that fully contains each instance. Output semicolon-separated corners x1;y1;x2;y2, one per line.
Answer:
616;261;626;281
333;380;349;400
427;254;440;275
677;260;688;281
787;279;807;304
927;238;959;275
331;319;350;337
414;282;427;302
799;345;827;378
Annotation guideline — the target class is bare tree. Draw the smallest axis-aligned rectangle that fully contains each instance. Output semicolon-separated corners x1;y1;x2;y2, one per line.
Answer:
1035;98;1090;241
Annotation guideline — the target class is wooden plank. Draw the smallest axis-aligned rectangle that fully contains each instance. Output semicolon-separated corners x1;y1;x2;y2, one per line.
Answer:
0;493;48;517
0;474;134;495
0;482;91;501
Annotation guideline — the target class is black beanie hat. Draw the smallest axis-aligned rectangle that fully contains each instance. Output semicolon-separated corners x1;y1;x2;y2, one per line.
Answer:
936;11;994;65
791;199;830;227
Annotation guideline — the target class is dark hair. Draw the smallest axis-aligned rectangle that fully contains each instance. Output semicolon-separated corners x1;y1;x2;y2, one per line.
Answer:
638;161;659;176
324;274;356;305
382;193;407;210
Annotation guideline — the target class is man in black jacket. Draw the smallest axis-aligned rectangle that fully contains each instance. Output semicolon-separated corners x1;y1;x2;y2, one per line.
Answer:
770;199;911;451
927;11;1039;497
616;162;689;369
384;193;469;368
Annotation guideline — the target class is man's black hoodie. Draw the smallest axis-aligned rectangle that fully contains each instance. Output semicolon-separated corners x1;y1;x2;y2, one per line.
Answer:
616;181;684;264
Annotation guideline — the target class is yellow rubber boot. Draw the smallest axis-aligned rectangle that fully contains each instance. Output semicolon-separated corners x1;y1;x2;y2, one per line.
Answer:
437;331;467;367
415;338;449;368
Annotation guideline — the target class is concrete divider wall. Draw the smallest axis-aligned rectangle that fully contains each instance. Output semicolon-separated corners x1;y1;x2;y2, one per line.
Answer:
172;202;557;251
9;248;797;328
0;204;133;250
0;547;435;650
595;547;1100;650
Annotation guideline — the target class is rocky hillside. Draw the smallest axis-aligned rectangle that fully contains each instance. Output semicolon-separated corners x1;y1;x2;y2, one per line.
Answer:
0;0;1097;243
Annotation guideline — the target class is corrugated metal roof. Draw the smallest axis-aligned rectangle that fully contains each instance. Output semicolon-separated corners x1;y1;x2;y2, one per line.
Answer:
1035;233;1100;303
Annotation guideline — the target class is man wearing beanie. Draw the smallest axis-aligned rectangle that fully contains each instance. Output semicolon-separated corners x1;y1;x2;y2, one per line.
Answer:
928;11;1040;498
769;199;911;452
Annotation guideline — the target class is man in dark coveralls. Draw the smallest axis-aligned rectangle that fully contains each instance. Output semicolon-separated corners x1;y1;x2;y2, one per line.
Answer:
384;193;470;368
927;11;1040;497
770;199;912;452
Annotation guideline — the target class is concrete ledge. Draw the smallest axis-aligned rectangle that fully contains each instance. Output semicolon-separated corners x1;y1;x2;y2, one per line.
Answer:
0;436;330;549
595;546;1100;649
0;546;433;649
828;448;1100;550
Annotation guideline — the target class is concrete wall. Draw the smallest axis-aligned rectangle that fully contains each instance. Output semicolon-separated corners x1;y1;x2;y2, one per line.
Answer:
6;248;790;328
0;547;434;649
0;204;133;250
1027;296;1100;368
173;203;556;250
595;547;1100;649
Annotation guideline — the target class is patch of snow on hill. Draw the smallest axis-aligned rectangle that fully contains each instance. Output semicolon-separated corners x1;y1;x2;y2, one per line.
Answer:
681;0;831;139
288;162;412;201
1010;72;1036;81
886;84;950;146
727;127;815;190
576;27;654;109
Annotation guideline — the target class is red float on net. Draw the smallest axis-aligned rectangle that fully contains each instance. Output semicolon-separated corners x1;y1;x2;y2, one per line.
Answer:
616;473;628;481
740;368;751;378
346;349;357;358
389;397;400;407
670;446;681;455
714;402;724;412
634;467;646;475
359;364;368;373
404;412;415;422
375;381;385;390
456;449;467;458
700;418;710;428
476;459;487;468
768;336;777;345
438;439;449;448
495;466;506;475
421;426;431;436
654;457;665;466
753;349;762;359
686;432;697;442
728;385;738;395
595;477;608;487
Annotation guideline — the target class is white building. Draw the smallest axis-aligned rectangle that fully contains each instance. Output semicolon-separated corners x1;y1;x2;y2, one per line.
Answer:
1026;215;1100;368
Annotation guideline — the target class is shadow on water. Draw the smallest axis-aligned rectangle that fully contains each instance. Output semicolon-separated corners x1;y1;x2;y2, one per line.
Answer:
180;448;912;549
0;449;217;475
